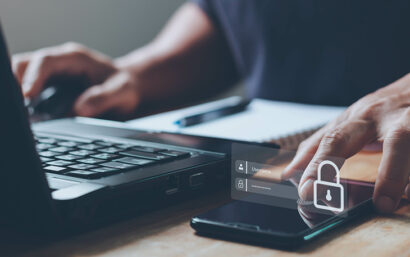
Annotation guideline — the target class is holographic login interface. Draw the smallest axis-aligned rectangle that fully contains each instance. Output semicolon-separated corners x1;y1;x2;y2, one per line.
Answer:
230;143;372;218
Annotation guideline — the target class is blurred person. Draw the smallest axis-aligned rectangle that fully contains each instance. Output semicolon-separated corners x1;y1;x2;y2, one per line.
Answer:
12;1;410;213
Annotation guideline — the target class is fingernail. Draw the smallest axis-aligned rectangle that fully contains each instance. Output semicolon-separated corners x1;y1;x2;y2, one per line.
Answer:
375;196;396;213
299;179;313;200
79;106;92;117
282;160;296;179
74;102;88;116
22;83;30;93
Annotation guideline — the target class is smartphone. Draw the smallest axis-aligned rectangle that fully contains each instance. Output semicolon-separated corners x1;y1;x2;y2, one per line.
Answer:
191;179;374;249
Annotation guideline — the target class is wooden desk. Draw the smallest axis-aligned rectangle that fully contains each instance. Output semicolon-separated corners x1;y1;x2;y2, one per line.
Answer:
1;152;409;257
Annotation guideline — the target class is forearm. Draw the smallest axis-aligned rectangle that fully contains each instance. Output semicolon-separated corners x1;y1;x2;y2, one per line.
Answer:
114;3;237;106
115;40;219;105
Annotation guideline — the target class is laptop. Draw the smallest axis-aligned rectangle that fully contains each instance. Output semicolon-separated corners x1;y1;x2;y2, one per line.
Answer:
0;23;231;234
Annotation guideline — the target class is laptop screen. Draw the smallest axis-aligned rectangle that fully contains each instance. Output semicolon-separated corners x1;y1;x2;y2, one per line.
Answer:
0;22;56;230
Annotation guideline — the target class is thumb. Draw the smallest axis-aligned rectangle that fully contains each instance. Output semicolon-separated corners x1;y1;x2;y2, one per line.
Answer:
73;72;140;117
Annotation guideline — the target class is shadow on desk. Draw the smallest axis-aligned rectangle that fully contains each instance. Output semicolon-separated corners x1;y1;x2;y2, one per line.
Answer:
0;189;231;257
1;191;409;257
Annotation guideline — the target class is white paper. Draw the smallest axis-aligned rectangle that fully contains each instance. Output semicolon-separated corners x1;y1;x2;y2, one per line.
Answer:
126;97;346;142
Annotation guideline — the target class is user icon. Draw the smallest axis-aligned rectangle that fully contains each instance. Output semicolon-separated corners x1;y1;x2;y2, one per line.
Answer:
235;160;246;173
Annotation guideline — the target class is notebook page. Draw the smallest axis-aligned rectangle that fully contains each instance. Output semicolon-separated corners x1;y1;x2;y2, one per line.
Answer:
126;97;346;143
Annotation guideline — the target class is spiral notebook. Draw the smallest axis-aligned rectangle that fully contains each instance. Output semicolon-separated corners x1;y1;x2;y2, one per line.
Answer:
127;97;346;150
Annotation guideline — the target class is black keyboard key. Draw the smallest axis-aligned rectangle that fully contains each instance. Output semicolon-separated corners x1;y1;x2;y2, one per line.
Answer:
131;146;165;153
36;143;53;150
49;147;74;153
44;165;68;173
159;150;190;158
99;147;121;154
94;141;115;147
56;154;81;161
77;158;104;164
91;153;118;160
37;138;57;144
120;150;173;161
40;157;53;163
100;162;136;169
57;141;79;147
65;170;100;179
116;144;133;149
69;164;97;170
69;150;96;156
39;151;61;157
114;157;154;166
91;167;117;174
46;160;74;166
78;144;103;150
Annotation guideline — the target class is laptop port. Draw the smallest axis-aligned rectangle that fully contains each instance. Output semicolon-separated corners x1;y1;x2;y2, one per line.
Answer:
189;172;205;188
165;175;179;195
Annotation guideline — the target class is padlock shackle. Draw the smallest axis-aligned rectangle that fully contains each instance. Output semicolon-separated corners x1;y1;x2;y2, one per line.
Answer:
317;160;340;184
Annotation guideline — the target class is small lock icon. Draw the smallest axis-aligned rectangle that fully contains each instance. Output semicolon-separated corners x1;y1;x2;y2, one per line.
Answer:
235;178;246;191
313;160;344;212
237;179;244;189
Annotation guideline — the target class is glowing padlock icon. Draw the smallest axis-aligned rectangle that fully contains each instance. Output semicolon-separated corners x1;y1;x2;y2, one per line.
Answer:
313;160;344;212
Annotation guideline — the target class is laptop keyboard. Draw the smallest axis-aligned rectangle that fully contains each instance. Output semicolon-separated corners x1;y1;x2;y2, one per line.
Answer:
34;135;191;179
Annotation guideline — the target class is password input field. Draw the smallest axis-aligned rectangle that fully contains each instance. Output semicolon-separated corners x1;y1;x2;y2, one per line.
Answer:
245;179;298;200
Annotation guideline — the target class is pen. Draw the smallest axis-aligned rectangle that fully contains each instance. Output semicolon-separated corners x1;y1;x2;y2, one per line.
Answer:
174;99;251;127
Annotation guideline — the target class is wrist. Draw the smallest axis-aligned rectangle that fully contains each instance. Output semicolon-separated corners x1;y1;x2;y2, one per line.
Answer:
113;44;156;70
113;55;130;70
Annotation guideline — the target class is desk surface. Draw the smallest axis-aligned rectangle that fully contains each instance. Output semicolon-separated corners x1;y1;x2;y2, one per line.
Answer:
2;152;409;257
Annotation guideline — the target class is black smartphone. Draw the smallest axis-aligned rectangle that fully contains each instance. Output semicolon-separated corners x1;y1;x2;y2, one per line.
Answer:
191;179;374;249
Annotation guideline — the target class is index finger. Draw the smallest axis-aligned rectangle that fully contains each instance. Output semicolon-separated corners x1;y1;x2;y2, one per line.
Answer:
373;124;410;213
21;47;82;97
11;52;32;84
298;119;376;200
21;43;94;97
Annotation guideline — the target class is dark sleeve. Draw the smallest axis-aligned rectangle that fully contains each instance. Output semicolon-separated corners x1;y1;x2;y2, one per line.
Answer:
190;0;241;91
190;0;218;25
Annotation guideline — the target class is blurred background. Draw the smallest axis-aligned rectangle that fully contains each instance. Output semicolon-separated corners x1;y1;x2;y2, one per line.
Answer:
0;0;185;56
0;0;242;99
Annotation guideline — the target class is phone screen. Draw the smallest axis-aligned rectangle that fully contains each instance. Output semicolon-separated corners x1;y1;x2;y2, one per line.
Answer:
194;179;374;236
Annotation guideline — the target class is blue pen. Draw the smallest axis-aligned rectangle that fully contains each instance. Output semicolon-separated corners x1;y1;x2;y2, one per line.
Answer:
174;100;251;127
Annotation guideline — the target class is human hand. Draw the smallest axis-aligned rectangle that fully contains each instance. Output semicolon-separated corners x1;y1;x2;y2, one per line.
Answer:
12;42;140;117
282;73;410;213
